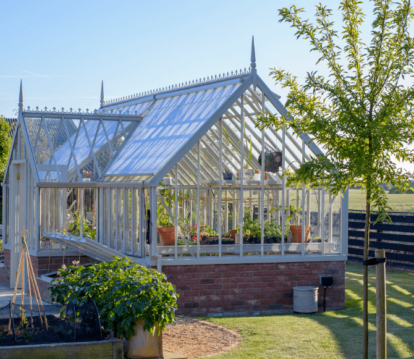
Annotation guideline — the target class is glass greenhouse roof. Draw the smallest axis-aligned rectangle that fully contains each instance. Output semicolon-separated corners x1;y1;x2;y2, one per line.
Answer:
104;79;243;178
16;70;321;186
22;112;142;182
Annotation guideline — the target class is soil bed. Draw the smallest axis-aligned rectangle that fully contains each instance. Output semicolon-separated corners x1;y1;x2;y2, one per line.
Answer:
0;314;100;346
163;316;240;359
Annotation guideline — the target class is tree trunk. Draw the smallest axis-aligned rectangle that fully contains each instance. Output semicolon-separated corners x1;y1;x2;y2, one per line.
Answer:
363;189;371;359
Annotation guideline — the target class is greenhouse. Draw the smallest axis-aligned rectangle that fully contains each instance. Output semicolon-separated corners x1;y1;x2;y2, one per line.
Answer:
1;41;348;291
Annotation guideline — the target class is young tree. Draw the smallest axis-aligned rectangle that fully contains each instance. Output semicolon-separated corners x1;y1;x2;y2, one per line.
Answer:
0;115;12;225
0;116;12;182
258;1;414;357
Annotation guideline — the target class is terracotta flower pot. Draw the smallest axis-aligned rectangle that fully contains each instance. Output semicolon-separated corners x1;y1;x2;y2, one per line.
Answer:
229;229;238;239
157;226;176;245
290;225;312;243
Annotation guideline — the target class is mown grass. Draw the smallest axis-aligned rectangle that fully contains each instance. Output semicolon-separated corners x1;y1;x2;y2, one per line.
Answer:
201;264;414;358
349;189;414;212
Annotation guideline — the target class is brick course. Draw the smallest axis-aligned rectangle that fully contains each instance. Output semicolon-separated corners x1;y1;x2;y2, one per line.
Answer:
161;261;345;316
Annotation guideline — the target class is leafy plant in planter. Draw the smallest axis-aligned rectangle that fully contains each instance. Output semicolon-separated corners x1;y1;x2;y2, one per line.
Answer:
49;257;178;340
157;190;177;245
264;221;283;243
236;213;261;242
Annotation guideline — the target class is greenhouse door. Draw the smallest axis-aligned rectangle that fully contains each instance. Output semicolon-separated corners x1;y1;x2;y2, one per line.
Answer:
9;161;26;288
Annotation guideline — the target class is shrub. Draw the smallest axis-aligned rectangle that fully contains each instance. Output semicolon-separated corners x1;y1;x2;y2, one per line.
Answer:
389;187;414;194
49;257;178;339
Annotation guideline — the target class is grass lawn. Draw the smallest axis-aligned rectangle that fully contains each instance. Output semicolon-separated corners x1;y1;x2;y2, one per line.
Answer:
201;264;414;358
349;189;414;212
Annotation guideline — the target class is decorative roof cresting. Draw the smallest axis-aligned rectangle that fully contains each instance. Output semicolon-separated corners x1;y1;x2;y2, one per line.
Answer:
102;67;252;108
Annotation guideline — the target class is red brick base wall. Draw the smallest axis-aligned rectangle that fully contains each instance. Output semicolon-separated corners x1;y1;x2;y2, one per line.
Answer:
162;261;346;316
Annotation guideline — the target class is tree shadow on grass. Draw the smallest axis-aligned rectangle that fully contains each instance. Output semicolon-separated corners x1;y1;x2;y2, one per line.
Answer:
302;264;414;358
202;264;414;359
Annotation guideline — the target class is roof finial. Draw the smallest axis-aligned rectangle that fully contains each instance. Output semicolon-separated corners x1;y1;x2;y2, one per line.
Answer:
100;81;104;108
250;36;256;69
18;79;23;109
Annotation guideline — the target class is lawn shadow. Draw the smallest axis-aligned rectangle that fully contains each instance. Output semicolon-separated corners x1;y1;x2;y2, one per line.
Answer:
300;263;414;358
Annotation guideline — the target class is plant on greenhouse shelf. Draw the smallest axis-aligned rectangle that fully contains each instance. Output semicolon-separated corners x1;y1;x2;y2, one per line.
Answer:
264;221;283;242
236;213;261;240
49;257;178;340
68;213;96;240
223;168;233;181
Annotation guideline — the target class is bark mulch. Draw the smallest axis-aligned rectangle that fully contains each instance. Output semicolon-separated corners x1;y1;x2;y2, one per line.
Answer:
163;316;241;359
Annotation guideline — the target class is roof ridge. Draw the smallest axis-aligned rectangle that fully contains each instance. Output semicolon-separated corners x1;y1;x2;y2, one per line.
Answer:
102;67;251;108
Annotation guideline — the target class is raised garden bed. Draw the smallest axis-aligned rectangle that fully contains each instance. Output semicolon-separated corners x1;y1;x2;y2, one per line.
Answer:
0;338;123;359
0;315;80;346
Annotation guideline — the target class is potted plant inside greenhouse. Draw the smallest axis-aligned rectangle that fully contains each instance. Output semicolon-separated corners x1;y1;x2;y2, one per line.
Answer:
50;257;178;359
288;205;312;243
264;221;283;243
157;208;175;246
223;168;233;181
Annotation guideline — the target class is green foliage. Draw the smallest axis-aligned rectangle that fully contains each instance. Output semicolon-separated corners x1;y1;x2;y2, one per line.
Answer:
49;257;178;340
264;221;282;239
17;307;34;342
257;1;414;223
0;116;12;182
236;211;287;239
69;212;96;239
389;186;414;194
157;188;188;227
237;213;261;238
257;2;414;355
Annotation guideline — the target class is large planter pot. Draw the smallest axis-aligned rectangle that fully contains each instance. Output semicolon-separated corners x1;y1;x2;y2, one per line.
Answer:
290;225;312;243
157;226;176;245
125;320;162;359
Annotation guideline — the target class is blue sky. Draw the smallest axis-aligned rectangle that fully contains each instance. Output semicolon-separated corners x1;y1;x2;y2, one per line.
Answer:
0;0;385;118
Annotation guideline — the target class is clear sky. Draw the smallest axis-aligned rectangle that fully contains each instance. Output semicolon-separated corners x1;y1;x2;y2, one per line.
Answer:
1;0;413;172
1;0;384;117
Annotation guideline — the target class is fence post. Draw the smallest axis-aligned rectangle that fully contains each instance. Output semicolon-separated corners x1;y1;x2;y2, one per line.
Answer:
376;249;387;359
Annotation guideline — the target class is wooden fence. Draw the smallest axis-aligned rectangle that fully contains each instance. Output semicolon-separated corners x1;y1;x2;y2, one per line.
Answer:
348;210;414;271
